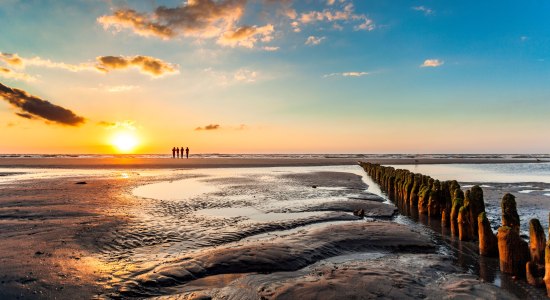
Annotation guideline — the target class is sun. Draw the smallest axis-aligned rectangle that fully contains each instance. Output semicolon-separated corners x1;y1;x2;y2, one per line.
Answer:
111;132;139;153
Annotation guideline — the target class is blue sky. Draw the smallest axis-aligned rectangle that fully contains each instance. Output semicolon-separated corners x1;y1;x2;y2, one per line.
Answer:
0;0;549;153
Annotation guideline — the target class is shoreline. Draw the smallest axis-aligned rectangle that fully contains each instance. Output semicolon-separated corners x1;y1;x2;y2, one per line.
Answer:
0;157;547;169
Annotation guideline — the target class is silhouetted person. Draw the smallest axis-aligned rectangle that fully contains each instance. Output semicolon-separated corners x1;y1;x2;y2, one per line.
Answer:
185;147;189;159
172;147;176;158
180;147;184;159
176;147;180;158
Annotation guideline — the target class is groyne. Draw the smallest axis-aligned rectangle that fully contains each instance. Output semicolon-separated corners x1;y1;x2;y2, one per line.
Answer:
358;161;550;297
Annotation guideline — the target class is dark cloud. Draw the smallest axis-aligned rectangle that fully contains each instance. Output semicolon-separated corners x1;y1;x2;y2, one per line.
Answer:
0;82;85;126
195;124;221;130
98;121;116;127
15;112;33;119
96;55;177;77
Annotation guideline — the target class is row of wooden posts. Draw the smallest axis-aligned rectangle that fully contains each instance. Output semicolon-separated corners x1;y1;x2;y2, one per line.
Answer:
358;161;550;296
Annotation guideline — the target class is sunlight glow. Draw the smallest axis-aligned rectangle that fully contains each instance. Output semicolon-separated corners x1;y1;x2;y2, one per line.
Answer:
111;132;139;153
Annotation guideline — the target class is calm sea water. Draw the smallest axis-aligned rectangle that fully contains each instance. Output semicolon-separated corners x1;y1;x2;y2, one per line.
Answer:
1;153;549;159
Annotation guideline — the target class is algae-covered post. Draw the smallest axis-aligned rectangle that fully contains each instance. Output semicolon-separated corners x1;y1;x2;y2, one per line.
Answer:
526;219;546;287
458;205;473;241
497;194;529;278
545;240;550;296
501;193;520;233
450;190;464;237
497;226;529;277
478;212;498;257
466;185;485;240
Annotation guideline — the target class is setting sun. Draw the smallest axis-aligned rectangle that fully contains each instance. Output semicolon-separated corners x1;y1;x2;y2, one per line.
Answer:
111;132;138;153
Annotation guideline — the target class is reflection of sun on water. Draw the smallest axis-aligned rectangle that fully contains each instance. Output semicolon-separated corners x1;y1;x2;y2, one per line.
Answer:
111;132;139;153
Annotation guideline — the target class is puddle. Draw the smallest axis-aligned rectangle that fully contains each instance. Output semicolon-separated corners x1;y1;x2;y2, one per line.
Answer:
133;177;218;200
197;206;327;222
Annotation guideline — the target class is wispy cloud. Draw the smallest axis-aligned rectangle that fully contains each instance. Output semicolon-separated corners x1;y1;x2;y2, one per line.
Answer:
203;67;260;85
262;46;280;51
421;59;444;67
323;71;369;78
99;120;137;130
412;6;434;15
217;24;274;48
233;68;258;82
297;3;375;32
305;36;326;46
0;53;178;78
0;53;23;67
195;124;220;131
0;82;85;126
0;67;36;82
103;85;139;93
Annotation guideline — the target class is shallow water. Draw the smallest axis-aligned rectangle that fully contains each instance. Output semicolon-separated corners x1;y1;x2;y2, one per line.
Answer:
388;162;550;183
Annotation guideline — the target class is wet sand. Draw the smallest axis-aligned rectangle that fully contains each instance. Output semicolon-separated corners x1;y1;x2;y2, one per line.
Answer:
0;160;542;299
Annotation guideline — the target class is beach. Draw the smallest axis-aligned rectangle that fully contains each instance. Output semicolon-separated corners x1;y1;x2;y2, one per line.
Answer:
0;157;548;299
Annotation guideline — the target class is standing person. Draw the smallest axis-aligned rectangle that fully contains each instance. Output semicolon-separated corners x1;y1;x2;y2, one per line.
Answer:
176;147;180;159
180;147;184;159
185;147;189;159
172;147;175;158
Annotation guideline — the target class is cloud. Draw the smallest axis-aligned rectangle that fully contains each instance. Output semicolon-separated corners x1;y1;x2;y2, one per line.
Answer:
0;67;36;82
96;55;178;77
203;67;260;86
15;112;34;119
96;84;139;93
0;82;85;126
0;53;178;78
98;0;277;49
412;6;434;15
298;3;375;32
195;124;220;131
323;71;369;78
0;53;24;67
217;24;274;48
421;59;444;67
233;68;258;82
262;46;280;51
99;120;137;130
305;36;326;46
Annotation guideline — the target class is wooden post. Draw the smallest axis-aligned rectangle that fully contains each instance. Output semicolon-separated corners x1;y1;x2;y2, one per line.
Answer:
465;186;485;240
544;241;550;296
529;219;546;265
498;226;529;277
458;205;472;241
501;193;520;233
450;197;464;237
478;212;497;256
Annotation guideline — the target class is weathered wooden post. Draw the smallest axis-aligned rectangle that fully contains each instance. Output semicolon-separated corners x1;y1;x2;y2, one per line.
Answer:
458;205;473;241
478;212;497;256
465;185;485;240
497;194;528;277
501;193;520;233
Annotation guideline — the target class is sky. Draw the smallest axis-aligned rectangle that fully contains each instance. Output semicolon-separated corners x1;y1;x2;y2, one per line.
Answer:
1;0;549;154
